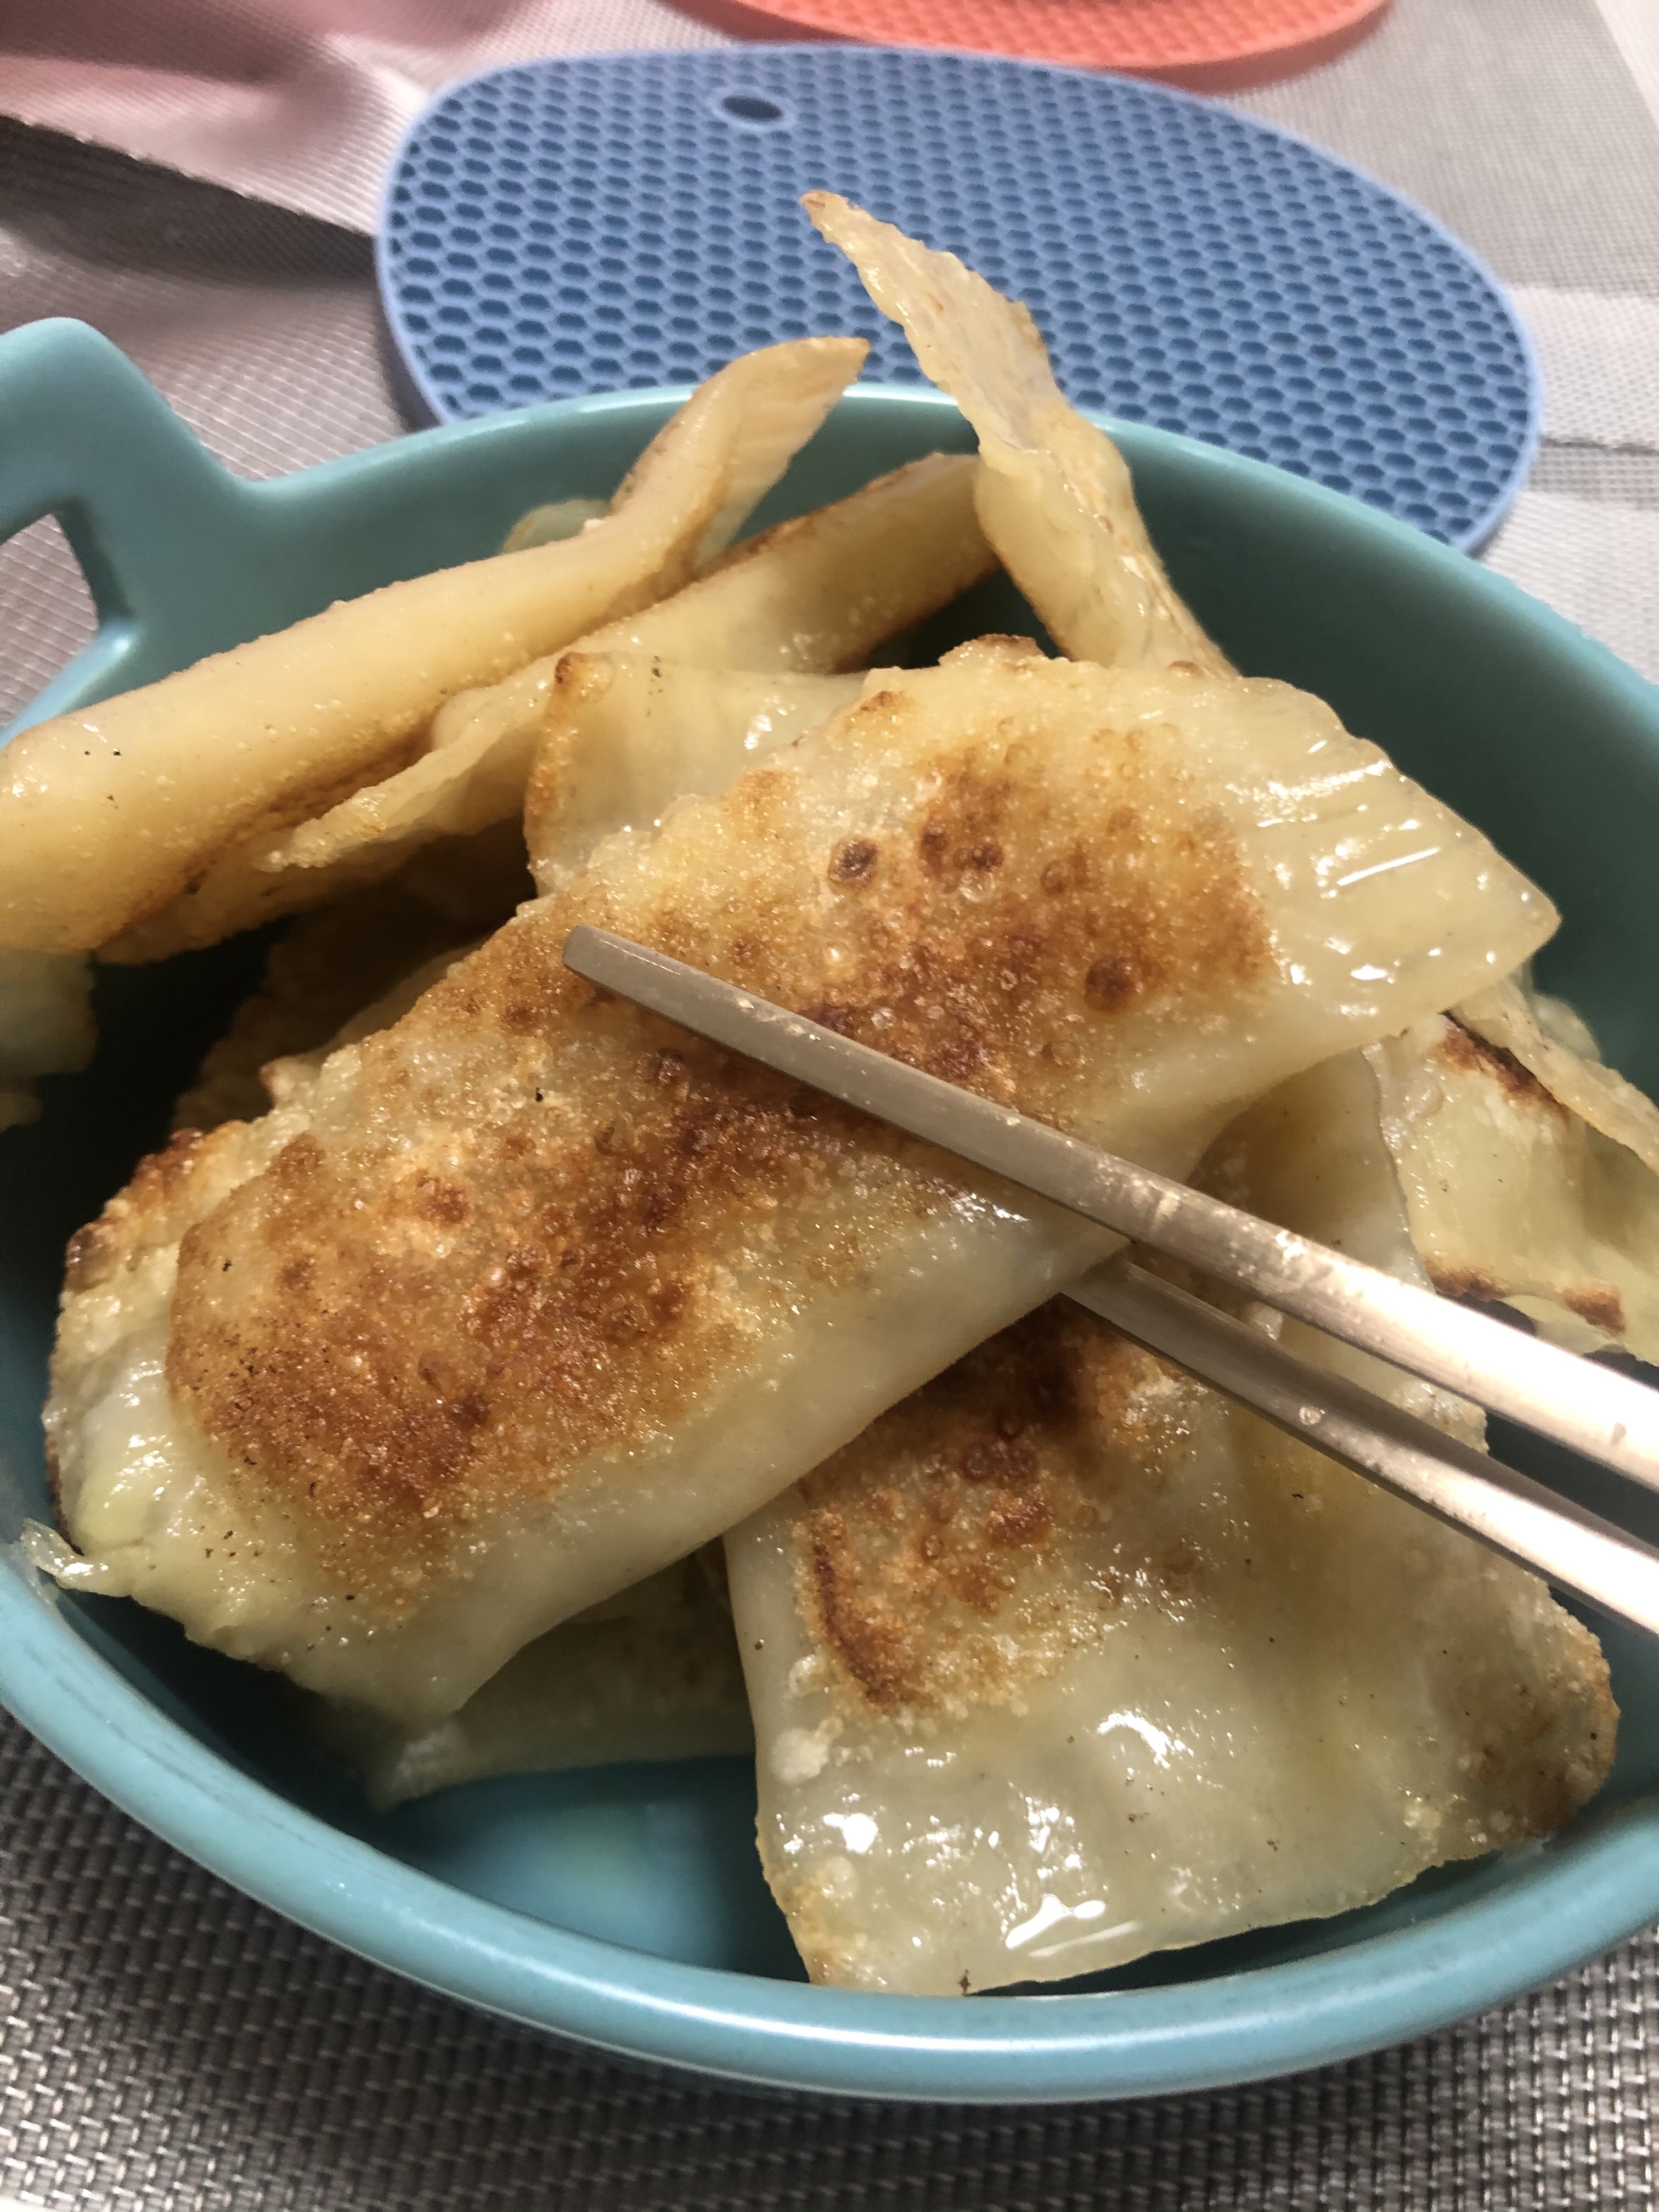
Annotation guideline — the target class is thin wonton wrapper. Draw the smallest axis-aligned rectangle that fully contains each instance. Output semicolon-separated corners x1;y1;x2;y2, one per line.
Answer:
264;451;994;905
8;336;864;964
1455;975;1659;1177
312;1553;751;1809
42;645;1553;1726
805;194;1226;676
727;1049;1613;1995
0;951;96;1131
1369;1008;1659;1361
525;658;862;893
572;452;991;673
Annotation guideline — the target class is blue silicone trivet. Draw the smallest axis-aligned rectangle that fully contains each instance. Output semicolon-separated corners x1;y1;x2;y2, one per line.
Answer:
377;46;1539;549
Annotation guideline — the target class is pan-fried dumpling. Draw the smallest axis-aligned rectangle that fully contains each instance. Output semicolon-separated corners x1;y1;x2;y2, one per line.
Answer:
1455;975;1659;1176
804;194;1227;676
500;496;609;552
171;828;534;1132
1368;998;1659;1361
60;906;750;1809
524;658;862;894
726;1049;1613;1995
16;337;865;964
42;645;1553;1727
261;454;992;911
310;1551;750;1809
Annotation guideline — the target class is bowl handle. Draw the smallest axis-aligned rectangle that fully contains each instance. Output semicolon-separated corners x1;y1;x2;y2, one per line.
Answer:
0;319;246;734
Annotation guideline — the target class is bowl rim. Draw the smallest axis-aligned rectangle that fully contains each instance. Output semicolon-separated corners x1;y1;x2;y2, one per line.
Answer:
7;1541;1657;2103
4;376;1658;2104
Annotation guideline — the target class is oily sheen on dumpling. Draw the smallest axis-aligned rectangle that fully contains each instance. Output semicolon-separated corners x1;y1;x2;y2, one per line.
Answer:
727;1051;1613;1995
44;644;1551;1726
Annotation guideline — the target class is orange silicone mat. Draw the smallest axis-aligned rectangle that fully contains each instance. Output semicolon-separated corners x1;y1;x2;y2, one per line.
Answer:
672;0;1391;94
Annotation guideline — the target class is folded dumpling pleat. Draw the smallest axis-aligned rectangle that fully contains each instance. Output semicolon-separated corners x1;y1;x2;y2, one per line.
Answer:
310;1553;751;1809
804;193;1227;676
46;646;1553;1726
727;1051;1613;1994
1369;992;1659;1361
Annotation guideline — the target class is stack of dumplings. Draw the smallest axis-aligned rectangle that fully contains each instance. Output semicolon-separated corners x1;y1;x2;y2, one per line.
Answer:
6;197;1646;1998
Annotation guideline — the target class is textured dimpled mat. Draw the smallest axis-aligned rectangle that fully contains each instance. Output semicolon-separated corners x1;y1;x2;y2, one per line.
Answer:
674;0;1391;97
377;46;1539;549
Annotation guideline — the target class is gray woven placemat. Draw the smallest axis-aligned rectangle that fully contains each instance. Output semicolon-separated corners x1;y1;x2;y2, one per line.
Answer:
3;1705;1656;2212
4;2;1659;2196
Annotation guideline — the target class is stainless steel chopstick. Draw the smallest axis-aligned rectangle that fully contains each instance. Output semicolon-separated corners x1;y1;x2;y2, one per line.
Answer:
562;923;1659;1497
1073;1259;1659;1638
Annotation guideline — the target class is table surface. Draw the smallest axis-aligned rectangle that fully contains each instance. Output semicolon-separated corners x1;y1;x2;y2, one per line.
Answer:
3;2;1659;2203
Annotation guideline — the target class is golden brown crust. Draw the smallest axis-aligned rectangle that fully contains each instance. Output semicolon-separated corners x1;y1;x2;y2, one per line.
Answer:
793;1306;1205;1715
1429;1263;1513;1308
780;1295;1618;1846
64;1127;211;1294
670;698;1269;1116
167;1016;948;1610
1467;1640;1617;1835
1565;1284;1628;1334
1440;1016;1568;1117
1430;1267;1624;1340
159;656;1273;1616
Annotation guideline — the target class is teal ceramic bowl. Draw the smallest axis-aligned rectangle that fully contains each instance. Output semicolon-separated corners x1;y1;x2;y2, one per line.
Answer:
3;317;1658;2103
